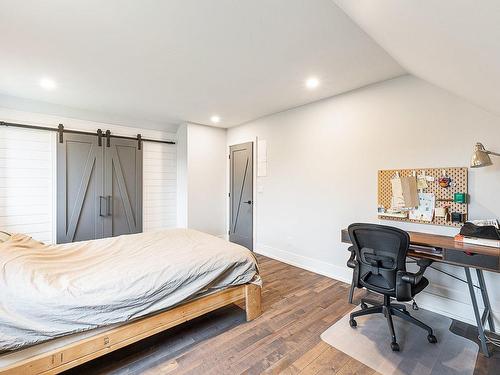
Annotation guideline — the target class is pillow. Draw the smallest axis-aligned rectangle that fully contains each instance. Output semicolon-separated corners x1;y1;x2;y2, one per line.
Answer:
0;231;11;243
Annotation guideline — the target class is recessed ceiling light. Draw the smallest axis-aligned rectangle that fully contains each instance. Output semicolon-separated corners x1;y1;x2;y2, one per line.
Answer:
210;115;221;124
40;77;56;90
306;77;319;89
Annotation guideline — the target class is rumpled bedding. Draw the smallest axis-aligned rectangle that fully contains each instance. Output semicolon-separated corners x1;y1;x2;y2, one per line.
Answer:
0;228;259;352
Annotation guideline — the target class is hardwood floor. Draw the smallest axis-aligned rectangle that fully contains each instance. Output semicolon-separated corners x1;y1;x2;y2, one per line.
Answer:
66;255;498;375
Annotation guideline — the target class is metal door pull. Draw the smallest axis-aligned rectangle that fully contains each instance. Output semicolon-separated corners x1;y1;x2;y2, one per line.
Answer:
99;196;106;216
107;196;112;216
99;196;112;216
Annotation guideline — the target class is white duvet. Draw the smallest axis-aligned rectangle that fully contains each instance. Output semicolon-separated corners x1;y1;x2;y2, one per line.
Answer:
0;228;259;352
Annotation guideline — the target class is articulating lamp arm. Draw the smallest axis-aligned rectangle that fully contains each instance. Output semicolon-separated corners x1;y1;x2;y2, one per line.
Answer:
486;150;500;157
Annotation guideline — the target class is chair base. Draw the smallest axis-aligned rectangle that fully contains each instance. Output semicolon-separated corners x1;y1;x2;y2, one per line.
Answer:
349;295;437;351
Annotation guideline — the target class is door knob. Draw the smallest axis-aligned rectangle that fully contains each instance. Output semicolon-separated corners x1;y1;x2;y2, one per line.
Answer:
243;200;252;204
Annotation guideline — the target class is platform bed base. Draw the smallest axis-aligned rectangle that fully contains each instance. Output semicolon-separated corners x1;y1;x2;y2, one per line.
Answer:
1;284;262;375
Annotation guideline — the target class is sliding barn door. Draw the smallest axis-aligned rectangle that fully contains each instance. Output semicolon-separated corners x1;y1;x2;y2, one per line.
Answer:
104;138;143;237
58;134;143;243
57;134;104;243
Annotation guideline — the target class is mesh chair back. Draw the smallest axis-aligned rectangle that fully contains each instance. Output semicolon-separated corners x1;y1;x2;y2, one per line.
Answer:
348;223;409;293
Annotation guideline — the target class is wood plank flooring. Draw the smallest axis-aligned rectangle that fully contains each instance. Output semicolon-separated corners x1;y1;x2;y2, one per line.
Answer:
65;255;498;375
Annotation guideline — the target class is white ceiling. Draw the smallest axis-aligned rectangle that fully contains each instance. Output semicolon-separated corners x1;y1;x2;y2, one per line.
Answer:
333;0;500;116
0;0;404;129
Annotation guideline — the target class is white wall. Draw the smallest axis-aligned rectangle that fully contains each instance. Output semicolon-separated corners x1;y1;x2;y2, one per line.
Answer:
227;75;500;327
143;141;177;232
0;107;177;242
0;126;55;243
177;123;227;236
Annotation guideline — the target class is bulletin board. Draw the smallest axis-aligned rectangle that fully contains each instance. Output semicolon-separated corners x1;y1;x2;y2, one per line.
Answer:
378;167;468;227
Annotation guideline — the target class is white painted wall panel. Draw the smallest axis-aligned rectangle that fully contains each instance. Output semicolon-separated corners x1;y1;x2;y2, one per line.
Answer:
143;141;177;231
186;124;227;237
0;127;54;243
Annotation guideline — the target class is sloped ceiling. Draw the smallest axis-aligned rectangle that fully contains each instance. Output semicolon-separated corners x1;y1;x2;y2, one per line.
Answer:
333;0;500;116
0;0;405;129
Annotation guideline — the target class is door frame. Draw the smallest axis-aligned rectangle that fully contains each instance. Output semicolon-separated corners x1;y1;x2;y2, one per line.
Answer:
227;138;257;250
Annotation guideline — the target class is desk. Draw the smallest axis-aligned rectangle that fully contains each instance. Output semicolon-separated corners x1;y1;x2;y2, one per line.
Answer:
341;228;498;356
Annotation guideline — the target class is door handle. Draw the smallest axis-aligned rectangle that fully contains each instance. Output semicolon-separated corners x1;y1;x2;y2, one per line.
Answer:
107;196;112;216
243;200;252;204
99;196;112;216
99;196;106;216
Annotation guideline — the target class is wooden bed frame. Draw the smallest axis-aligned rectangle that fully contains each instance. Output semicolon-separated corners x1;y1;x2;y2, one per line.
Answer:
0;283;261;375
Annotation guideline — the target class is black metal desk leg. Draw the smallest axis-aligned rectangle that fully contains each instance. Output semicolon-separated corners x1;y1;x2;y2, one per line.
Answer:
476;269;496;333
465;267;490;357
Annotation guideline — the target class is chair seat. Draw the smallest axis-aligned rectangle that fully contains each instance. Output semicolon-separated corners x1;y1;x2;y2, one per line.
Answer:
359;276;429;300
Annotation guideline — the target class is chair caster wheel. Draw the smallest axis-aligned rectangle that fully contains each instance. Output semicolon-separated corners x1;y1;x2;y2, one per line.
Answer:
427;334;437;344
349;319;357;328
360;302;368;310
391;342;400;351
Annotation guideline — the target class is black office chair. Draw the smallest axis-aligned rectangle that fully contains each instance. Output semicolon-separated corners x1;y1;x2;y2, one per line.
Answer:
347;223;437;351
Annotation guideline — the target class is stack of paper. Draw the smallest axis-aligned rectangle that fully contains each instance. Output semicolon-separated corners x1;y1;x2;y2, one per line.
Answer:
454;234;500;248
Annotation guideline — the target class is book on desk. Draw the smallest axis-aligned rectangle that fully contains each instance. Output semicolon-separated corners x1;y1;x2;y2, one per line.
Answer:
454;234;500;248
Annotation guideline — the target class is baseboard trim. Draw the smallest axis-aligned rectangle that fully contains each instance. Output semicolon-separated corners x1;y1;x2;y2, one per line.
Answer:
255;243;500;329
416;289;500;328
255;244;352;284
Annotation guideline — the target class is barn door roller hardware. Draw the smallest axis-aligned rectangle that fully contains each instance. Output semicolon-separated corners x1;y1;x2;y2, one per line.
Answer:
97;129;103;146
58;124;64;143
0;120;176;145
137;134;142;150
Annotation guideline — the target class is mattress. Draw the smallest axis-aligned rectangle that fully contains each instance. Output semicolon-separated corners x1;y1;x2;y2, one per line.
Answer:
0;228;259;352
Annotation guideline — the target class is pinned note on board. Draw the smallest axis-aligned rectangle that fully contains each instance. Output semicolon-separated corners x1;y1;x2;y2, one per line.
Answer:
409;193;436;222
417;170;429;190
391;174;418;209
401;176;419;208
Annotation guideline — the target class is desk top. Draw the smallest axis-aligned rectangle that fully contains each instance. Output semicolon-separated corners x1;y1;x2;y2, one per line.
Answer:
340;228;500;265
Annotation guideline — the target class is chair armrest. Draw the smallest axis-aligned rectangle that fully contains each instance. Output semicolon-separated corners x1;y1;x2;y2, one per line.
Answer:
399;270;423;285
347;246;357;269
398;258;432;285
346;246;359;296
403;258;432;284
396;259;432;301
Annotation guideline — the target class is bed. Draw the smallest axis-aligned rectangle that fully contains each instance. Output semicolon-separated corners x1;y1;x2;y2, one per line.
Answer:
0;228;261;374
